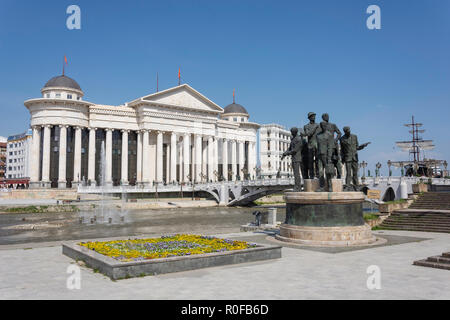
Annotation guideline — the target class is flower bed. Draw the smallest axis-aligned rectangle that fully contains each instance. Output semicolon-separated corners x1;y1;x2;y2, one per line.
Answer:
78;234;257;262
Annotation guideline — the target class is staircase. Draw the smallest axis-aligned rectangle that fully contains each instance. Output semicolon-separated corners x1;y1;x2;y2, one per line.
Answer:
379;192;450;233
408;192;450;210
414;252;450;271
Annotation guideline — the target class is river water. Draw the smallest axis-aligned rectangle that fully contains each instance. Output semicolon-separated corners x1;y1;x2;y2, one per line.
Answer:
0;206;286;245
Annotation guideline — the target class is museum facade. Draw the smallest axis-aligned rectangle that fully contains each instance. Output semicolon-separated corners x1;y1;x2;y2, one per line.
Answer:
25;75;259;188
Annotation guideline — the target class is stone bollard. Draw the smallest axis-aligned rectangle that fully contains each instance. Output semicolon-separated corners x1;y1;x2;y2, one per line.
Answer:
304;179;320;192
267;208;277;226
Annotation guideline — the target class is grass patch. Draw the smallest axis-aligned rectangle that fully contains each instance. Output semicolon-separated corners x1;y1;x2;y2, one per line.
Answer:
364;213;380;222
4;206;44;213
2;205;79;214
254;201;285;205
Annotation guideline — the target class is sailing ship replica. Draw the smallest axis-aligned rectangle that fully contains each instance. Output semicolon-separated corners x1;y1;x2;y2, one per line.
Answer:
390;116;447;177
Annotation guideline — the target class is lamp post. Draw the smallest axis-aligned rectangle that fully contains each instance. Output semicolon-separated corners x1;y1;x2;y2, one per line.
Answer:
376;162;382;177
360;161;368;178
242;168;248;181
387;160;392;177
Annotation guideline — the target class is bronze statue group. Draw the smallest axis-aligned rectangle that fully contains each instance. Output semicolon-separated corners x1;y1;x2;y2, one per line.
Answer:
281;112;370;192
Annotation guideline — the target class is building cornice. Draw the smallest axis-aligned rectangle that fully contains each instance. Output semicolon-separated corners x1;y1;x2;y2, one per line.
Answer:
24;98;93;108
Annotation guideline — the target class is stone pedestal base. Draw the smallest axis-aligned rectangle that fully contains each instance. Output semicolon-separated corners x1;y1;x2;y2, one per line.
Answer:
304;179;320;192
330;179;343;192
276;224;377;246
29;181;41;189
58;181;67;189
278;191;377;247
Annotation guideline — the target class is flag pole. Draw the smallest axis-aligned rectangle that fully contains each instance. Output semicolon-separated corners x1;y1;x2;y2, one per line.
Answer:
156;72;159;92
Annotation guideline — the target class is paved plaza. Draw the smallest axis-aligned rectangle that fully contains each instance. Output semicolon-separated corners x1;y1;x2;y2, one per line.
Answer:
0;229;449;299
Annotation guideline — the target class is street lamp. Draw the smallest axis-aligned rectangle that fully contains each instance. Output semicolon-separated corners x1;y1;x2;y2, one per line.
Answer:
360;161;368;178
375;162;382;177
387;160;392;177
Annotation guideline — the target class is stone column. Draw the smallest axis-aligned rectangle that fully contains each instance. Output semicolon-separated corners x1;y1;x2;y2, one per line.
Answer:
73;126;82;187
165;143;170;184
231;140;237;181
249;141;256;179
170;132;177;183
105;128;113;187
183;133;190;183
156;131;163;184
213;138;219;182
238;141;244;180
142;130;150;186
222;139;228;181
88;127;96;186
41;125;51;188
29;126;41;188
207;136;213;182
136;130;143;185
58;125;67;188
202;139;207;181
195;134;202;183
121;130;129;185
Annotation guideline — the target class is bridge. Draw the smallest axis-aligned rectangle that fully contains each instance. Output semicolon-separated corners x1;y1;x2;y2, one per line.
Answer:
77;177;450;206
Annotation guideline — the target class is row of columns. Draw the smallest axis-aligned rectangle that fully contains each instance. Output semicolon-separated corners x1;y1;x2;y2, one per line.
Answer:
30;125;257;188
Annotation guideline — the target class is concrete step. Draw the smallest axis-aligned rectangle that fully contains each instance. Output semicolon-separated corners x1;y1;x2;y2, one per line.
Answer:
381;220;450;226
378;226;450;233
413;259;450;270
384;216;450;221
381;223;450;231
426;255;450;264
391;214;450;218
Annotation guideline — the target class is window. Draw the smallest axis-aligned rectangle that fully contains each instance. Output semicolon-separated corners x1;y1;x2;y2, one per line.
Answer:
46;94;50;98
233;118;237;122
67;94;72;99
55;93;61;98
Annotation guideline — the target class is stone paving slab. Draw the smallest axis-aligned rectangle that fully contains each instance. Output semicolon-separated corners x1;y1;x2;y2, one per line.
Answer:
0;230;449;299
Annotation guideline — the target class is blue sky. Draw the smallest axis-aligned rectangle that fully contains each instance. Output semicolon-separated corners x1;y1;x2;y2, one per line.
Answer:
0;0;449;174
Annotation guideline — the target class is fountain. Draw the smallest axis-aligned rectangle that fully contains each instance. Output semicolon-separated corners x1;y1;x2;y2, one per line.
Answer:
79;141;128;225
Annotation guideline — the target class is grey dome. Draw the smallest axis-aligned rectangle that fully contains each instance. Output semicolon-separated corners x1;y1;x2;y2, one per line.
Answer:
223;103;248;115
43;75;82;91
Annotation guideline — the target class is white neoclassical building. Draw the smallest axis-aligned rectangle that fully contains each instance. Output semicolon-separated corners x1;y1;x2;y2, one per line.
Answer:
259;124;293;178
25;74;260;188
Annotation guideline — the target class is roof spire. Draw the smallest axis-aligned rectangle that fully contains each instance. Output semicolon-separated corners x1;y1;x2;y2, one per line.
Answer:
63;55;68;76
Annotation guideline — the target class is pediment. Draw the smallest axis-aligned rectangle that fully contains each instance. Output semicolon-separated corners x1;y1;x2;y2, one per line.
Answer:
139;84;223;113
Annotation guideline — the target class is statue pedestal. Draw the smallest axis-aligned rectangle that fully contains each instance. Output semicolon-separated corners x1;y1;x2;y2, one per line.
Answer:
304;179;320;192
276;192;377;246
